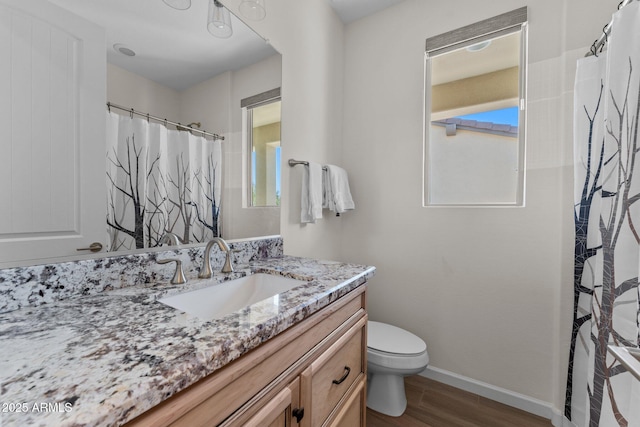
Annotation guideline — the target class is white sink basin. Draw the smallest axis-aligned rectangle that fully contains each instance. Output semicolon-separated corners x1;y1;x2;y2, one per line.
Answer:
159;273;306;320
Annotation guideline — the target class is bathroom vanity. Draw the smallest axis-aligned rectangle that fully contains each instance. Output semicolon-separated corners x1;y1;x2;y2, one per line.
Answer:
0;245;374;427
128;280;367;427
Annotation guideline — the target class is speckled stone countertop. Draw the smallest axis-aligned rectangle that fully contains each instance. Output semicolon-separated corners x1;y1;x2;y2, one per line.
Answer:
0;256;375;427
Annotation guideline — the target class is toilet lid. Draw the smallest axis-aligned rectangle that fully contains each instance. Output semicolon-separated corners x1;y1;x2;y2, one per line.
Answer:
368;321;427;355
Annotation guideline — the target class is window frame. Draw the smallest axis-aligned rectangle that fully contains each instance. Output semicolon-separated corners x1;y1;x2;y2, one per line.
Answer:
423;7;528;207
241;88;282;208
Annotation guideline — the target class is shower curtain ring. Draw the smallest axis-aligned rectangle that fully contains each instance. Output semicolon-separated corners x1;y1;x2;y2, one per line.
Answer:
107;102;111;112
130;108;134;119
146;113;150;122
598;27;608;54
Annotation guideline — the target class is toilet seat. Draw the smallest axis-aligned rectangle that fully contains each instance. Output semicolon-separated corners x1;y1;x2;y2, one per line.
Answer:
367;321;429;370
368;347;430;370
368;321;427;355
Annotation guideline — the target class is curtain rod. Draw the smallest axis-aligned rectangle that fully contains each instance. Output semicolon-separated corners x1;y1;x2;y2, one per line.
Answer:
586;0;635;57
106;102;224;140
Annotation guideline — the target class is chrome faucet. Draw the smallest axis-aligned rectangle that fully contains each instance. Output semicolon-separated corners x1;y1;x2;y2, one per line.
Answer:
199;237;234;279
159;232;182;246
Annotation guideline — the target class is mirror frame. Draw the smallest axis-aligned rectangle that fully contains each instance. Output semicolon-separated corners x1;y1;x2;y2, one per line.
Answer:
423;7;528;207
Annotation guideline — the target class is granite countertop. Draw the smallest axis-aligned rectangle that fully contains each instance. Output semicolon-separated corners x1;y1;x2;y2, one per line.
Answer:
0;256;375;427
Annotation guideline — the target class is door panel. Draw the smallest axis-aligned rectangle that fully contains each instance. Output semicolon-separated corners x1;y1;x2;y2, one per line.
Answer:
0;0;106;267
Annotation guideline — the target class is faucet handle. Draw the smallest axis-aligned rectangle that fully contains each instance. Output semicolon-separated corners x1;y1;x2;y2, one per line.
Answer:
198;256;213;279
158;258;187;284
221;251;234;274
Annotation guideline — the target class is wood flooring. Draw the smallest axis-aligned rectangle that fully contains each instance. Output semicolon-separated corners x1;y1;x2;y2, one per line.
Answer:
366;375;552;427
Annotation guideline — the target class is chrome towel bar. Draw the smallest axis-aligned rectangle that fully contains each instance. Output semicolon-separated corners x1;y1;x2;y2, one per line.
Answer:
288;159;328;170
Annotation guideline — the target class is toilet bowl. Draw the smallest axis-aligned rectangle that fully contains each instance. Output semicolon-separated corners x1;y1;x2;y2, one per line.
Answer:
367;321;429;417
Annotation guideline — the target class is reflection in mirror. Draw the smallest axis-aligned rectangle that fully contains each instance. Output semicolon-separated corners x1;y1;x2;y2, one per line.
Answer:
0;0;281;268
242;89;282;208
424;8;527;206
105;111;224;252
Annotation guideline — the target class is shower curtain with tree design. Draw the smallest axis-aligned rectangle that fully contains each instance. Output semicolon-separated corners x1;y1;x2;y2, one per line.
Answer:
105;111;222;251
566;2;640;426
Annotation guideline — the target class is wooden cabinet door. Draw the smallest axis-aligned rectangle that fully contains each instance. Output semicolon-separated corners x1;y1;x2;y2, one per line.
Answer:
0;0;106;267
243;378;301;427
327;379;365;427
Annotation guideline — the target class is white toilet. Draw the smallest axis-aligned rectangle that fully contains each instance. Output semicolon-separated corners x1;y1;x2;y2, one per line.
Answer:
366;321;429;417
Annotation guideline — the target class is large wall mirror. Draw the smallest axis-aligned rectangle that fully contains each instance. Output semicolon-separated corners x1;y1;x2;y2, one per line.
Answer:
0;0;281;268
424;7;527;206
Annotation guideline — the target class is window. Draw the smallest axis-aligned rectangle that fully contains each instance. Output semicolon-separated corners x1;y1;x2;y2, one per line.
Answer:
424;7;527;206
242;89;281;207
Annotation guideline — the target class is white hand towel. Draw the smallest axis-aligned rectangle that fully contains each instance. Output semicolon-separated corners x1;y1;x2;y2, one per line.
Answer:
324;165;355;214
301;162;323;223
322;168;334;211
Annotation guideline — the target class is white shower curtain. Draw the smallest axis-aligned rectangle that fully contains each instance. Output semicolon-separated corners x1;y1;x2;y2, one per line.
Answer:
567;2;640;426
105;112;222;251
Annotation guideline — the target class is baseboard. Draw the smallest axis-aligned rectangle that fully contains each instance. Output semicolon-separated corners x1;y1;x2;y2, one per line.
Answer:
420;366;558;421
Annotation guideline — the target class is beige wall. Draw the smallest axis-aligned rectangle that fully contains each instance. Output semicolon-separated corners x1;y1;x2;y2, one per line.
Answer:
337;0;619;419
107;63;181;121
226;54;282;239
177;53;282;239
222;0;346;260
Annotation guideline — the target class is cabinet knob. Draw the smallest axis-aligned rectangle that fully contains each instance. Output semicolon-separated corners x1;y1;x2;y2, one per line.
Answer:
332;366;351;385
76;242;103;252
292;407;304;423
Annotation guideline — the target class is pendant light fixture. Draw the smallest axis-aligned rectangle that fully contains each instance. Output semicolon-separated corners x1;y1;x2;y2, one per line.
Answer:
239;0;266;21
208;0;233;39
162;0;191;10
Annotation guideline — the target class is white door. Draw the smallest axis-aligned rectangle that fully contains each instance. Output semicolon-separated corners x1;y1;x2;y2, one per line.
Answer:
0;0;106;268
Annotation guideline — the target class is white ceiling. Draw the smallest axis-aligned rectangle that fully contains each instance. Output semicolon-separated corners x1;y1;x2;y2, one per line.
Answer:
48;0;278;91
327;0;406;23
47;0;405;91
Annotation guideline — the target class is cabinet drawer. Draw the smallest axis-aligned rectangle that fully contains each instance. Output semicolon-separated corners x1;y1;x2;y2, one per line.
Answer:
303;318;366;427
